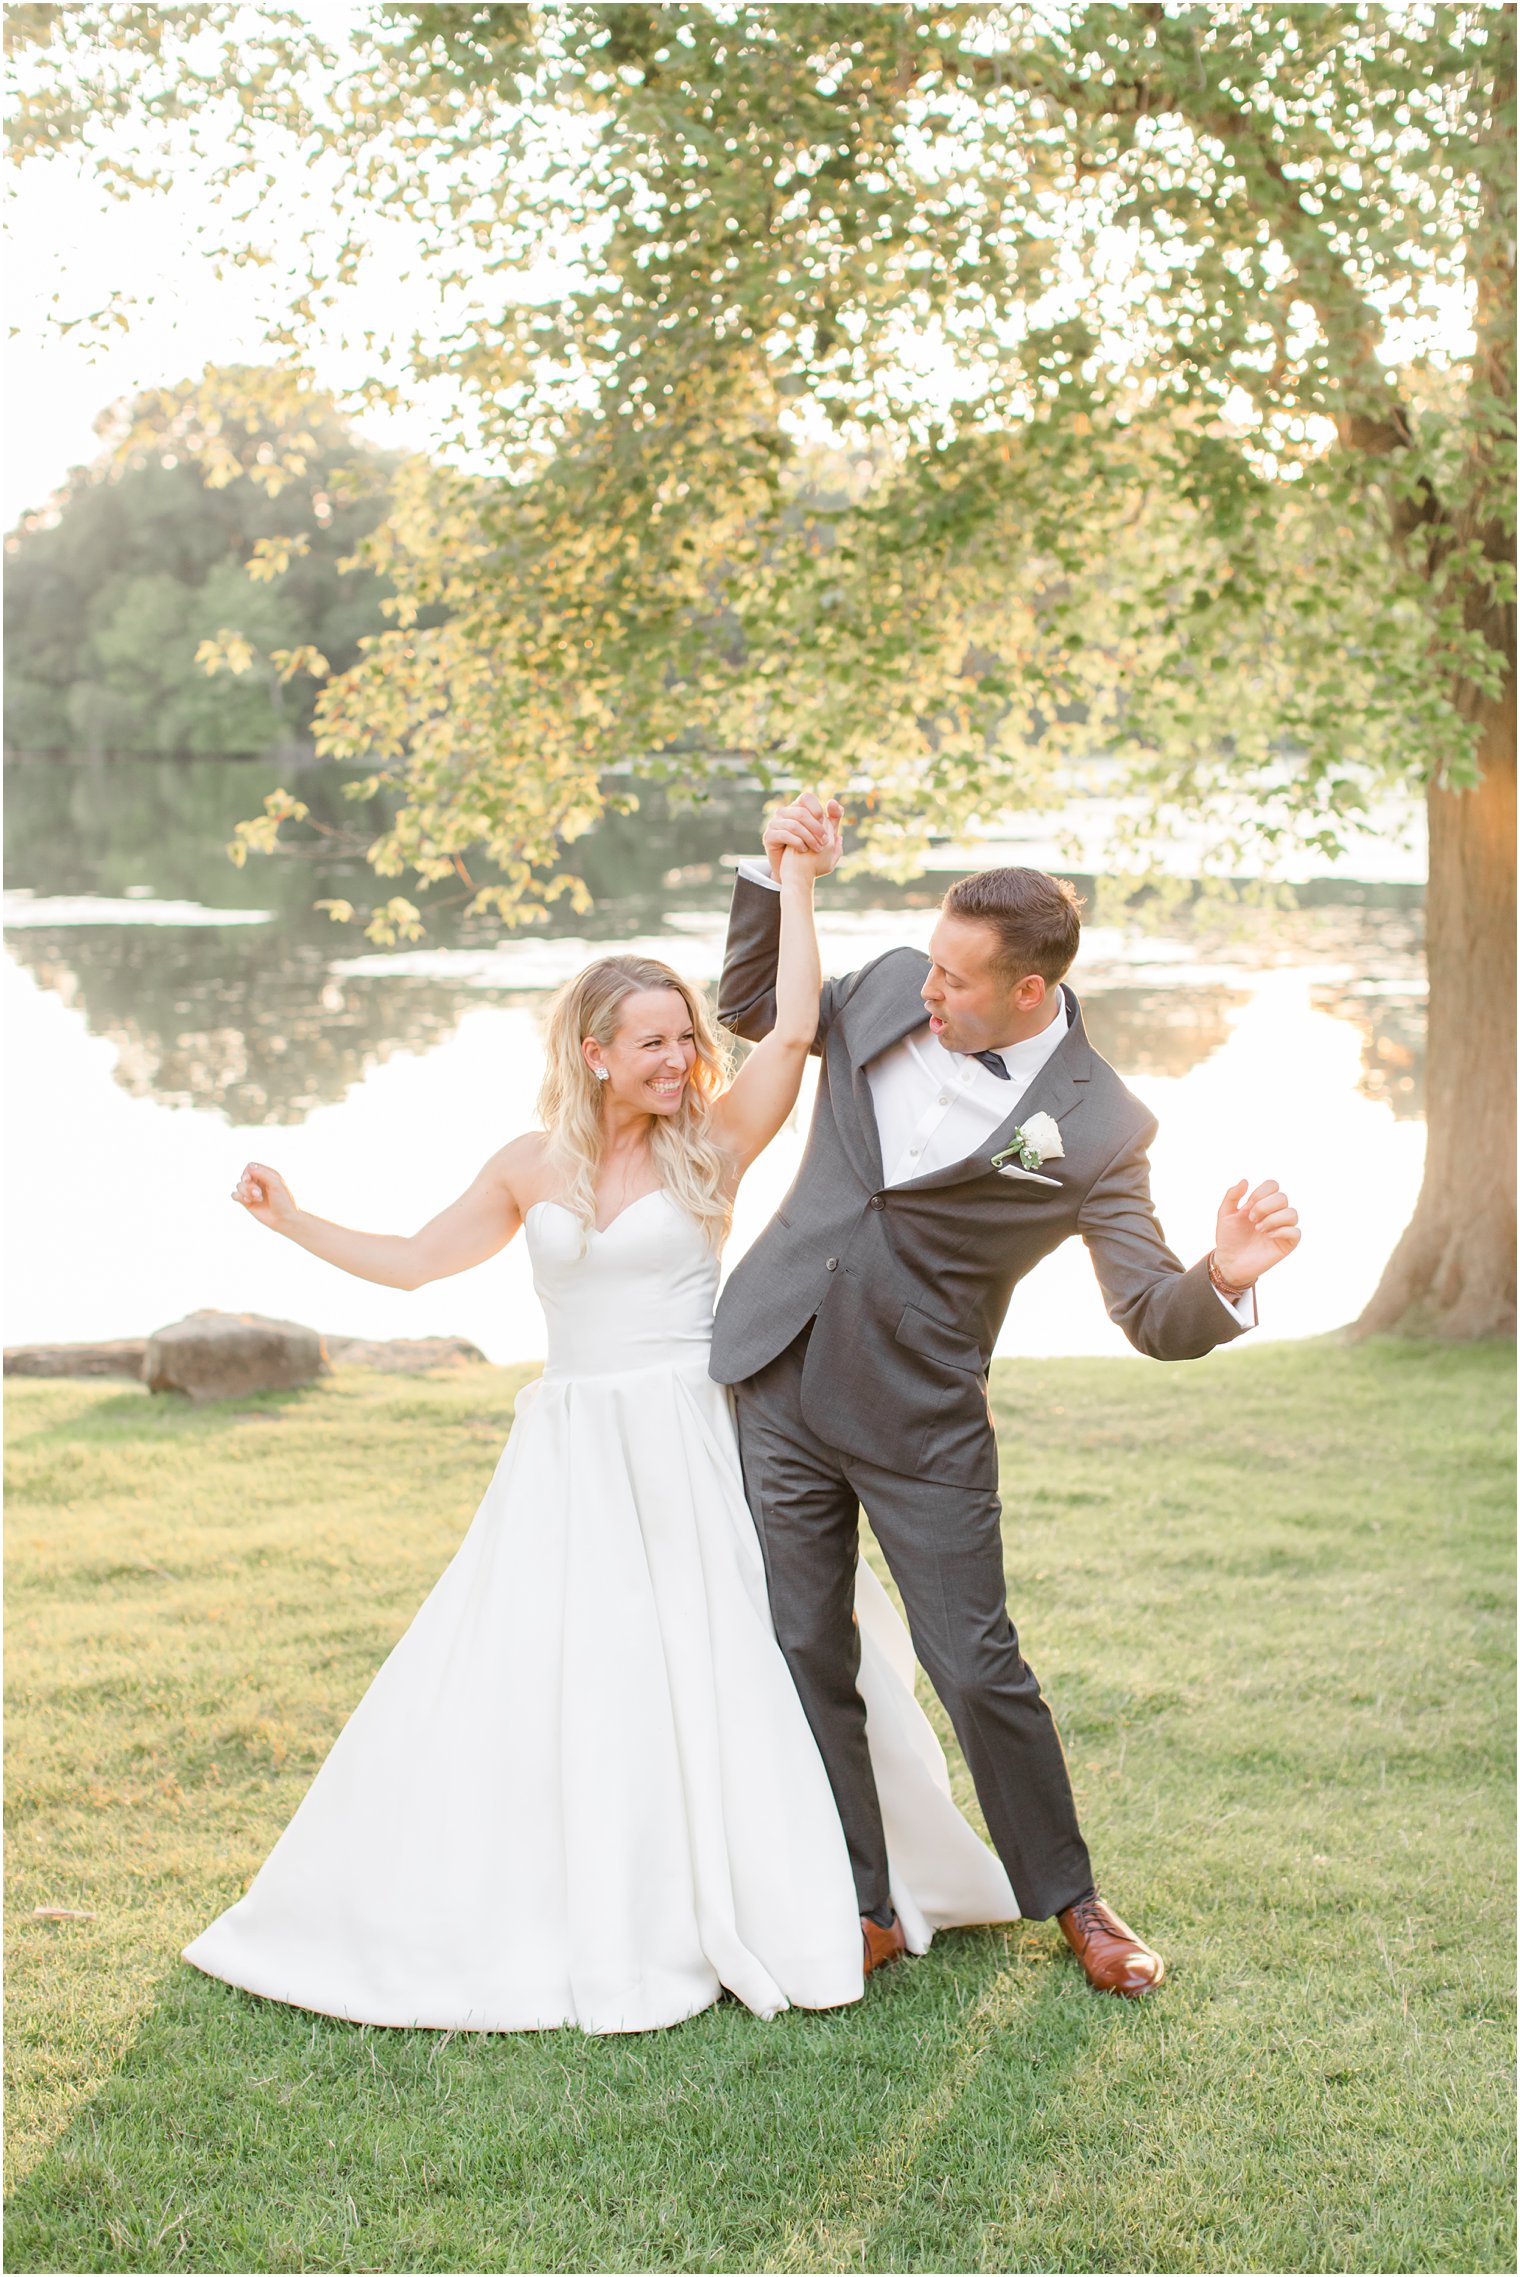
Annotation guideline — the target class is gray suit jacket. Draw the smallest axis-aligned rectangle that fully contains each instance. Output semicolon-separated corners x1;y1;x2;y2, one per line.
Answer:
710;874;1249;1485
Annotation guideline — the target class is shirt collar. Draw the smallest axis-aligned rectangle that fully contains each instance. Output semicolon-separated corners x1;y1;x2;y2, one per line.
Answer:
952;992;1069;1081
902;991;1070;1083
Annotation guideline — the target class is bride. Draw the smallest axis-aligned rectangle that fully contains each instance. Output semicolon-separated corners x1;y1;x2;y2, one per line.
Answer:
183;830;1015;2036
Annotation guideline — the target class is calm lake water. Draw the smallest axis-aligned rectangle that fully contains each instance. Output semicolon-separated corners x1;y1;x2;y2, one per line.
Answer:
3;757;1427;1362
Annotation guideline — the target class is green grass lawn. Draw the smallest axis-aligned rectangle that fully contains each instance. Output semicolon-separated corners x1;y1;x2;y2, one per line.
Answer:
4;1338;1514;2274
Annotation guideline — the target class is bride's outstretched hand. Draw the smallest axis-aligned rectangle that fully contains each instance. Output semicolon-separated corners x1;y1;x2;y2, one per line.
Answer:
232;1162;297;1231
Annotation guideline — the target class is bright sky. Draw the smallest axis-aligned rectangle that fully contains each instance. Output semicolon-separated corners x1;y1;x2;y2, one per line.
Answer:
2;150;503;530
3;11;1476;532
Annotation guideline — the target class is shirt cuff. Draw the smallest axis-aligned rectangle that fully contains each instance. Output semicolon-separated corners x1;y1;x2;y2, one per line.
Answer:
1214;1283;1257;1330
734;857;781;893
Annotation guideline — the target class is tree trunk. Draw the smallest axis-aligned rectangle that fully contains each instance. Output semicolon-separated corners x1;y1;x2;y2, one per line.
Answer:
1355;674;1516;1338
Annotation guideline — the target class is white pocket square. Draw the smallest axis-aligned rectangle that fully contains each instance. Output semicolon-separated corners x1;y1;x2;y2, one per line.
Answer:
996;1165;1061;1187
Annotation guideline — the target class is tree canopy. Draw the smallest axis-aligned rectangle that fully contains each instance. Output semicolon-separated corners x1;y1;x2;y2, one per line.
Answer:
8;2;1514;1332
6;4;1509;890
4;371;402;758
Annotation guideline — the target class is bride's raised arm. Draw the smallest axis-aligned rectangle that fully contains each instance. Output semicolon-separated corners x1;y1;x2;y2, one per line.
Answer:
229;1133;546;1289
707;822;837;1178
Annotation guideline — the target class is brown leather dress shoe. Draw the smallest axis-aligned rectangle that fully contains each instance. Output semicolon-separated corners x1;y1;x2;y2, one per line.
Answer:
1057;1891;1166;1996
861;1912;908;1976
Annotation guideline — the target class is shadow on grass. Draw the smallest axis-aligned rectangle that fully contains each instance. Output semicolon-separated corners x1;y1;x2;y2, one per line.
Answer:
2;1923;1122;2275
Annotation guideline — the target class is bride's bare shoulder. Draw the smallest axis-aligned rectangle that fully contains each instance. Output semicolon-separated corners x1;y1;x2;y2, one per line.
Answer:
487;1130;556;1212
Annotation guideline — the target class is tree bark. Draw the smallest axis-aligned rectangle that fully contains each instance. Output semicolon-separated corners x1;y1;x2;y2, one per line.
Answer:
1355;673;1517;1338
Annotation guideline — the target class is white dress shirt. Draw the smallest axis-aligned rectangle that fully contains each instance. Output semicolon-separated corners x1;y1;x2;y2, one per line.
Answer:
869;1004;1069;1187
733;859;1253;1324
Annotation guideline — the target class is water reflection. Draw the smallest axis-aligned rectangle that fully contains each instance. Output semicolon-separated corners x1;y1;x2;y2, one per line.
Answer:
2;758;802;1121
3;916;1428;1125
3;756;1430;1354
5;927;471;1124
1078;988;1248;1086
1309;984;1426;1120
3;753;397;920
3;753;797;936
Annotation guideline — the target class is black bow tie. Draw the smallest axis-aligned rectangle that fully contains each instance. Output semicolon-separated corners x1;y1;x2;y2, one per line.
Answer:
971;1049;1009;1080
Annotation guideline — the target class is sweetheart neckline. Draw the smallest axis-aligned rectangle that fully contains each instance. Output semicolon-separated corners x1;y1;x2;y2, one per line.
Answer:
525;1189;672;1239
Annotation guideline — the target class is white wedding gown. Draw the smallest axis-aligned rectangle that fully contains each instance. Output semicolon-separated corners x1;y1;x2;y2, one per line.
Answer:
183;1190;1016;2034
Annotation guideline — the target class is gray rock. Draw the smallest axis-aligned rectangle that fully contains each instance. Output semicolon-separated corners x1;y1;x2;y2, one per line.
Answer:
326;1335;488;1374
4;1339;148;1379
143;1310;329;1402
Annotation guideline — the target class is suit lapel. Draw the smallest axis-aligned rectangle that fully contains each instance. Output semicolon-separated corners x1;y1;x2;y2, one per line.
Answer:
889;984;1093;1198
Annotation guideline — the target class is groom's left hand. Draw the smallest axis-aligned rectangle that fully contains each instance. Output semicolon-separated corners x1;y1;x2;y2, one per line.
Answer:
1213;1179;1301;1288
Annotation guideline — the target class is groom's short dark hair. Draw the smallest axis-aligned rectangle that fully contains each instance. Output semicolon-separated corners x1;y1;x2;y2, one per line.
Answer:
942;867;1083;987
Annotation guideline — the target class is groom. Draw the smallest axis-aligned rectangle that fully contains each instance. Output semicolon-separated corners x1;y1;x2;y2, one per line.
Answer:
711;794;1301;1996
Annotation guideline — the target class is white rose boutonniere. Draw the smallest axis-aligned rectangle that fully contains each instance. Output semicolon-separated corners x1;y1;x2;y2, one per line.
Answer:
992;1113;1065;1184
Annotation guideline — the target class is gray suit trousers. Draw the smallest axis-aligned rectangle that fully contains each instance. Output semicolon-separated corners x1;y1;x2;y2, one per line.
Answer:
733;1326;1095;1924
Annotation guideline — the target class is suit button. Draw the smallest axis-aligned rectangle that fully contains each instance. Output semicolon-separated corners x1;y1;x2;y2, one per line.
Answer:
869;1196;885;1210
826;1257;838;1270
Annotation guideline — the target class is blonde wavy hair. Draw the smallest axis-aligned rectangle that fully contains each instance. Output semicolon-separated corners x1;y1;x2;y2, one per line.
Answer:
537;956;735;1253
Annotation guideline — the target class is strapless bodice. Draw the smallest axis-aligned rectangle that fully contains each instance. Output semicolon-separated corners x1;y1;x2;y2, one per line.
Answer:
525;1190;719;1379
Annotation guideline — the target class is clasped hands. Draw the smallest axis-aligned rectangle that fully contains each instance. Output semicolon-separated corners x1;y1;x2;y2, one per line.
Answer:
765;790;844;882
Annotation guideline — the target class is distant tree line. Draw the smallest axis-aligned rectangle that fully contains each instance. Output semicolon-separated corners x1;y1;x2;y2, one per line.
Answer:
3;376;401;759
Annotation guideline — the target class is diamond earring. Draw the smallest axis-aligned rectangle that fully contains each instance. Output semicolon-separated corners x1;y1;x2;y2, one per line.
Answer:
593;1065;609;1082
